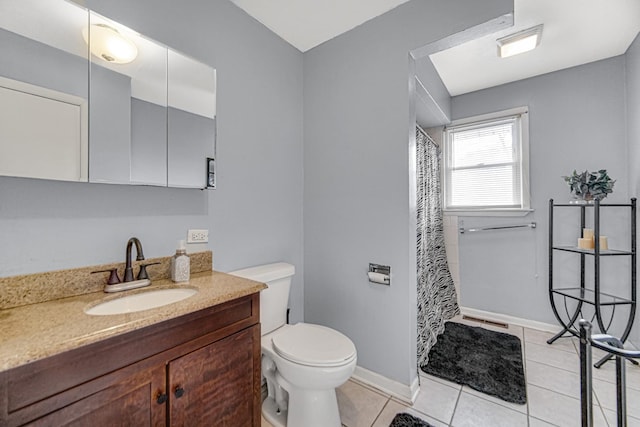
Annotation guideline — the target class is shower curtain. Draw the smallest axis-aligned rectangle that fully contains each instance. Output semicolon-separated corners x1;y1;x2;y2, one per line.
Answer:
416;127;460;367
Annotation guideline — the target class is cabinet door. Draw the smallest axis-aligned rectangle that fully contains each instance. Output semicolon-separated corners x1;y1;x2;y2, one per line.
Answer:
27;365;166;427
168;325;260;426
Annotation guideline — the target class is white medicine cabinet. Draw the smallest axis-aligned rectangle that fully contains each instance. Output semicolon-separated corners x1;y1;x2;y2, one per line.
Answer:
0;0;216;189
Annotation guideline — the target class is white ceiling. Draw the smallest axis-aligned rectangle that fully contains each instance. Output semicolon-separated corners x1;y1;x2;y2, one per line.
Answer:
229;0;411;52
230;0;640;97
430;0;640;96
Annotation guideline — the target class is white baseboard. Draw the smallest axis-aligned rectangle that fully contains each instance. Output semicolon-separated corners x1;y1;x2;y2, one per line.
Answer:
460;306;560;333
351;365;420;405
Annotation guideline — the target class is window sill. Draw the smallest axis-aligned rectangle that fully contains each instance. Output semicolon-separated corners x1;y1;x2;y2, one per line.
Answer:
444;209;534;217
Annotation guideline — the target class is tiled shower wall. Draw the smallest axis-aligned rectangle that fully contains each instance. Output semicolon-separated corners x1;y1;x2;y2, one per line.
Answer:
443;215;461;305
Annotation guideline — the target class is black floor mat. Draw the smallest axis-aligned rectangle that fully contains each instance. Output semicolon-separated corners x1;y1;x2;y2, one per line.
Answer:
389;412;435;427
420;321;526;404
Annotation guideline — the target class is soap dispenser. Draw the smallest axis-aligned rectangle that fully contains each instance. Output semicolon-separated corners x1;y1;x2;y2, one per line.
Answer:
171;240;190;283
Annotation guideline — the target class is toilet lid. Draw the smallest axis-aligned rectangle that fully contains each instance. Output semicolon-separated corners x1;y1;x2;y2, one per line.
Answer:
271;323;356;367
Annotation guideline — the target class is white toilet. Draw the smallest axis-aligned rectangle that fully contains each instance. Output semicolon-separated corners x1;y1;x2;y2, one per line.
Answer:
230;262;357;427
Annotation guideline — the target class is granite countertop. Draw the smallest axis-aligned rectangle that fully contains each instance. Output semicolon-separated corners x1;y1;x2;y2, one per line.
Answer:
0;271;266;372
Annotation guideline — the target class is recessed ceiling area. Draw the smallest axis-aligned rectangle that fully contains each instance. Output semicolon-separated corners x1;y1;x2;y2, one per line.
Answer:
429;0;640;96
229;0;412;52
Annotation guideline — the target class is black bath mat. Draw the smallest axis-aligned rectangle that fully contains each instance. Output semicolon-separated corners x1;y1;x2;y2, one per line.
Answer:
389;412;435;427
420;321;526;404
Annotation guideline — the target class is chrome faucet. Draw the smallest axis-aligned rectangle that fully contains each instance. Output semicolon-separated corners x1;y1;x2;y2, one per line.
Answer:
124;237;145;282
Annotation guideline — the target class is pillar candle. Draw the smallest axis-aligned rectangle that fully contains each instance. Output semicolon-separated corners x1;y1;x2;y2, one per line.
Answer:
578;238;595;250
598;236;608;251
583;228;594;239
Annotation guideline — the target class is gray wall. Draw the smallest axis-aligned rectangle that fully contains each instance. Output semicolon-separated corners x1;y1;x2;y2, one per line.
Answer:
626;34;640;346
415;58;451;128
303;0;512;386
0;0;305;322
451;57;631;330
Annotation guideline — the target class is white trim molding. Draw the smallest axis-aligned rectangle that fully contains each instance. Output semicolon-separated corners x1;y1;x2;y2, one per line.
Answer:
444;209;534;217
443;106;530;215
460;306;560;333
351;365;420;405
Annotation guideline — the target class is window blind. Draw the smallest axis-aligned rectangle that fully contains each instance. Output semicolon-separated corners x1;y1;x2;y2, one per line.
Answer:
445;115;524;210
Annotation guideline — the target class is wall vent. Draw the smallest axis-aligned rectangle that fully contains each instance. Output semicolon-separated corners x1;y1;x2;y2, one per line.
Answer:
462;315;509;329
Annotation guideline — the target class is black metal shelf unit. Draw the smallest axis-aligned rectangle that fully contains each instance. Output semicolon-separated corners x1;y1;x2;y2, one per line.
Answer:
548;198;637;368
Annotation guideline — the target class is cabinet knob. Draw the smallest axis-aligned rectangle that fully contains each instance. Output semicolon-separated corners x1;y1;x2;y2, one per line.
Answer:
174;386;185;398
156;393;168;404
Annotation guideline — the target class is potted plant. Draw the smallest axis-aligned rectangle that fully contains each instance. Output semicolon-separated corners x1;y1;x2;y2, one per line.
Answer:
563;169;615;202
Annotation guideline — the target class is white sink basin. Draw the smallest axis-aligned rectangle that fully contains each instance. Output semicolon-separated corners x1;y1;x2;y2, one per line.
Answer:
85;288;198;316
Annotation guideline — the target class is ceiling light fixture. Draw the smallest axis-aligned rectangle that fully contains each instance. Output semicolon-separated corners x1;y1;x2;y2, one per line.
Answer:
82;24;138;64
497;25;543;58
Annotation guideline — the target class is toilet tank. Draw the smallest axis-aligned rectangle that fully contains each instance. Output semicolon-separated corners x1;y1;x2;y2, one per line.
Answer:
229;262;295;335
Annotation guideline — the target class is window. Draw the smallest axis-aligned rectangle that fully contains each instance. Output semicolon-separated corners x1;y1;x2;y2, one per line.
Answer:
443;107;530;214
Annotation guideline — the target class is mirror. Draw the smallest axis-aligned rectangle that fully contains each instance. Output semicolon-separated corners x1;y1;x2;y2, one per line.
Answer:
0;0;216;189
87;10;168;186
0;0;89;183
168;50;217;188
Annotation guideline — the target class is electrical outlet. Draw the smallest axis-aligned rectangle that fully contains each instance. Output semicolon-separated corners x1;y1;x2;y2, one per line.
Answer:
187;229;209;243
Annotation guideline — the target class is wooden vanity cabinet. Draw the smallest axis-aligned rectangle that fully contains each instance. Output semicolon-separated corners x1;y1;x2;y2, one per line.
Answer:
27;363;167;426
169;327;257;425
0;293;261;427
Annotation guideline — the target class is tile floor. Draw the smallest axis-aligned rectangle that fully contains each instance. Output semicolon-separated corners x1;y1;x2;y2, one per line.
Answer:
262;317;640;427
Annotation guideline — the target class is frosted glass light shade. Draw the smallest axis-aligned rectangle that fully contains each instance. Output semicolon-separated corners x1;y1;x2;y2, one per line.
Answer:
82;24;138;64
497;25;543;58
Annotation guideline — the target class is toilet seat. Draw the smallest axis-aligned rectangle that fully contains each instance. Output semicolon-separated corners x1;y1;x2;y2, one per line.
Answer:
271;323;356;367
